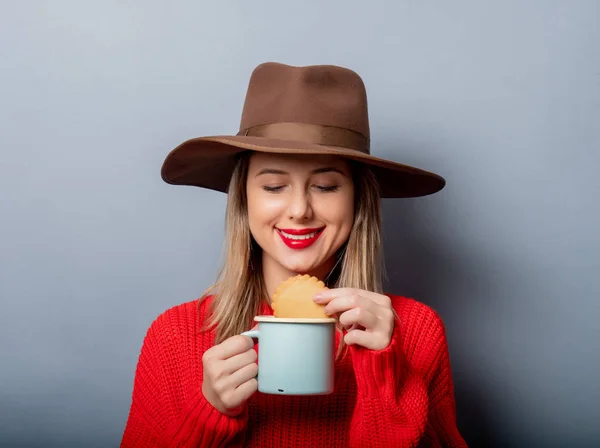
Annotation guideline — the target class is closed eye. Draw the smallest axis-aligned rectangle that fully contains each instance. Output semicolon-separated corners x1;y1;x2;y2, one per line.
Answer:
263;185;339;193
315;185;339;192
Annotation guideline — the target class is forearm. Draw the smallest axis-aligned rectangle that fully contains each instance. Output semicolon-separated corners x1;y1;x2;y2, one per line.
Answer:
122;381;248;448
422;348;467;448
162;390;248;447
121;310;249;448
348;330;429;447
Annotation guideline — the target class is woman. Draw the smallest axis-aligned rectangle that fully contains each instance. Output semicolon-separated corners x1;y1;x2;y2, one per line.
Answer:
121;62;467;447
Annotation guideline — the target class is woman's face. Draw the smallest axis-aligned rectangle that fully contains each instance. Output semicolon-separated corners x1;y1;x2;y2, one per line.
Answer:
246;152;355;280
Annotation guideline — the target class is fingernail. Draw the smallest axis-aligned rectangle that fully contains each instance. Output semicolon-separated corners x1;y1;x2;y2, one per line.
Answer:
313;294;323;302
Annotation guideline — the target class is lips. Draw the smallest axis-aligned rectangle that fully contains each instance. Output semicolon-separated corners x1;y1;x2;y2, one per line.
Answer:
276;227;325;250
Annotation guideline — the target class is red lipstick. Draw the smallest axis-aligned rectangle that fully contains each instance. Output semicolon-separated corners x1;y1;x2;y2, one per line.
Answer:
276;227;325;250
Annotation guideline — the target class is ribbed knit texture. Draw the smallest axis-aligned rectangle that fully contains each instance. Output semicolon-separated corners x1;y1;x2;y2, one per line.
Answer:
121;296;467;447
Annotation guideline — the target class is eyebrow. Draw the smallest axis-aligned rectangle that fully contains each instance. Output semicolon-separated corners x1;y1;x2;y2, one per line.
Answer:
256;167;347;177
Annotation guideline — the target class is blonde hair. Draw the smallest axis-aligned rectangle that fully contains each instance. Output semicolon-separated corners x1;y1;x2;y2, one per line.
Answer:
201;152;384;355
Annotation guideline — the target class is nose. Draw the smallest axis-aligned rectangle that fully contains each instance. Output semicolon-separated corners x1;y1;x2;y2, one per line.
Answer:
288;189;313;221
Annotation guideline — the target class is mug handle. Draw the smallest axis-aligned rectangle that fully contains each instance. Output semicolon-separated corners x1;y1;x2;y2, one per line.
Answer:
241;329;260;341
241;330;260;381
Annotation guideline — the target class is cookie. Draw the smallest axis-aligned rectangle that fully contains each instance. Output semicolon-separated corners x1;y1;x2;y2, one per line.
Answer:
271;274;329;319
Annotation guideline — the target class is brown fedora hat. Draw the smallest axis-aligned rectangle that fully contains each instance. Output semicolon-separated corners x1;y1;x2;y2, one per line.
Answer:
161;62;445;198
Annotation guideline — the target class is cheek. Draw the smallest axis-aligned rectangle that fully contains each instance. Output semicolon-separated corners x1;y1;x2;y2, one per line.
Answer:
318;195;354;235
338;201;355;237
247;193;285;229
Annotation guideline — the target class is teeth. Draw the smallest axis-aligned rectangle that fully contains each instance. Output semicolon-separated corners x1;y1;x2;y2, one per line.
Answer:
280;230;318;240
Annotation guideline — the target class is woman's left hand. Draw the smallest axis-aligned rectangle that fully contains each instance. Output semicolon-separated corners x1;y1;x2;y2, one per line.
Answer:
313;288;395;351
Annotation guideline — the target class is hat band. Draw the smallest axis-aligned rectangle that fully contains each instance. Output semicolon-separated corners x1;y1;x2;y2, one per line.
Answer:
238;122;370;154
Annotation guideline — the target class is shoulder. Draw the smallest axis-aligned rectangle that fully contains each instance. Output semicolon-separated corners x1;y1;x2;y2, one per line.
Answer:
134;297;217;376
148;299;199;330
142;296;214;346
131;298;216;403
387;294;445;326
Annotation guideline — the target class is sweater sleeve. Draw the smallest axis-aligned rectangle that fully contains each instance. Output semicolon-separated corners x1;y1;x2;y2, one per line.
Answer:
348;303;467;448
120;305;248;447
420;329;468;447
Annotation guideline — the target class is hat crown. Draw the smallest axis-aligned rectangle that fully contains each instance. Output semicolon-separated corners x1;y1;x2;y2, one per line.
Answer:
239;63;370;139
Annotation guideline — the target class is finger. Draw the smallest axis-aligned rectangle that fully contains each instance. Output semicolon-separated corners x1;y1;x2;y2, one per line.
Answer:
368;293;392;307
223;348;257;374
221;376;258;412
234;377;259;403
313;287;356;303
226;362;259;389
315;288;389;306
213;335;255;360
323;294;376;316
338;307;379;330
344;329;389;350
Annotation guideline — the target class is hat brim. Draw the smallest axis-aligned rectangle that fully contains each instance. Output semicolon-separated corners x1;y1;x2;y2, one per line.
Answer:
160;135;445;198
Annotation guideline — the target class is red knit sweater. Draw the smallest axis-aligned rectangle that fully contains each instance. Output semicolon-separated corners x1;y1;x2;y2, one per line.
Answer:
121;295;467;447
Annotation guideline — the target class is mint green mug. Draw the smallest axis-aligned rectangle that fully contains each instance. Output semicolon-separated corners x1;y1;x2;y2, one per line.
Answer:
241;316;337;395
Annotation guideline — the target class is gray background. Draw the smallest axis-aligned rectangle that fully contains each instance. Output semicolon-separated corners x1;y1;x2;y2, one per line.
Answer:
1;1;598;446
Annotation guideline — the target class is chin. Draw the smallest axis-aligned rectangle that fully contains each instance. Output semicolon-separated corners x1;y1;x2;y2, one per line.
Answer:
282;262;315;275
279;256;320;276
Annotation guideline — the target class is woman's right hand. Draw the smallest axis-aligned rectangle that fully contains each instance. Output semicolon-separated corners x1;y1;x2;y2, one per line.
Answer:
201;335;258;417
